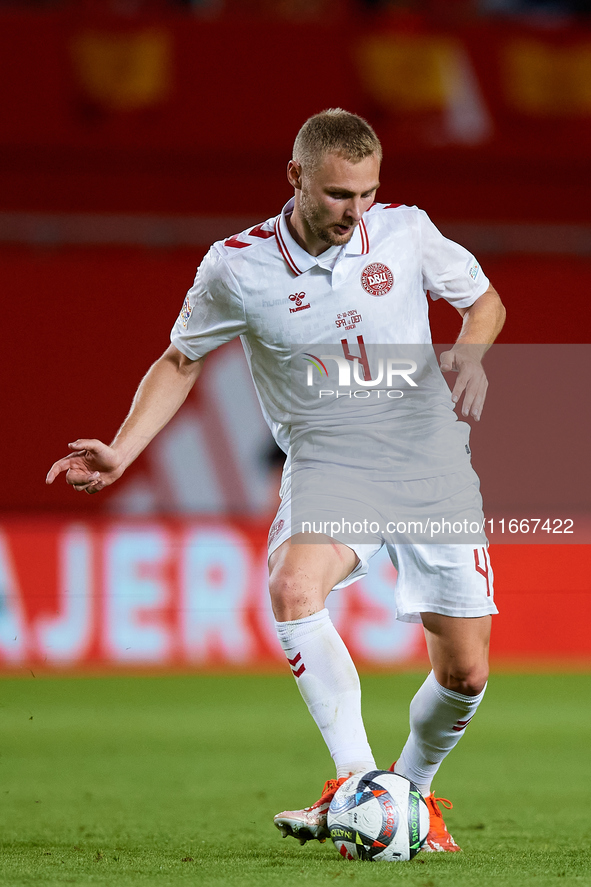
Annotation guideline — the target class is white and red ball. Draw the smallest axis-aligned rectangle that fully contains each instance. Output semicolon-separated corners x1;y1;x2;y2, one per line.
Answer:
327;770;429;862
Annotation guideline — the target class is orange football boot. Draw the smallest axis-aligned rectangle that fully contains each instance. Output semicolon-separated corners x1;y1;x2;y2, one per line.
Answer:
388;762;461;852
422;794;461;852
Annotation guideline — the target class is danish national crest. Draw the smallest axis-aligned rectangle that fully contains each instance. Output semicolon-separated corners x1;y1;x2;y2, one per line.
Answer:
361;263;394;296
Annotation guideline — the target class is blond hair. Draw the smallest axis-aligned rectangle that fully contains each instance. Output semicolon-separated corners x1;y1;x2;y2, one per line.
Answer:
292;108;382;173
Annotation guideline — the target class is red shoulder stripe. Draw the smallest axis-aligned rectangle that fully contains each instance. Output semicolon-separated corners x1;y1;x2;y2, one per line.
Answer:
385;203;402;209
249;223;275;239
224;236;250;249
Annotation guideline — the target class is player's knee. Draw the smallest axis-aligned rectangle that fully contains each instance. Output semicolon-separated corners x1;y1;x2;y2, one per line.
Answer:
268;567;320;622
438;663;489;697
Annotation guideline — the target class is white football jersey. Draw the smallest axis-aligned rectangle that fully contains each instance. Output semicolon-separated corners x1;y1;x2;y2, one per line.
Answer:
171;199;490;477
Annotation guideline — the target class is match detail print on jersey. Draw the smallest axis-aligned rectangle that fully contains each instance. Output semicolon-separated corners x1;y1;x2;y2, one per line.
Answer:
335;310;362;330
361;262;394;296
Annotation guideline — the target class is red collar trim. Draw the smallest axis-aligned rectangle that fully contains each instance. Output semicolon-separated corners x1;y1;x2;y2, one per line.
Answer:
358;218;370;255
274;217;302;276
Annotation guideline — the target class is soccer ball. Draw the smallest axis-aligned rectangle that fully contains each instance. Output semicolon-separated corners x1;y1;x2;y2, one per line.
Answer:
327;770;429;861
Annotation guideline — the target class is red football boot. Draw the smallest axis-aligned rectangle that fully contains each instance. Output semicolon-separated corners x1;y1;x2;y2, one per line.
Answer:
388;762;461;852
422;794;461;852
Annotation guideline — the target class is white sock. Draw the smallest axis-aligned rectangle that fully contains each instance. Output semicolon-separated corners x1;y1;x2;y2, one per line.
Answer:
395;670;486;795
275;608;375;777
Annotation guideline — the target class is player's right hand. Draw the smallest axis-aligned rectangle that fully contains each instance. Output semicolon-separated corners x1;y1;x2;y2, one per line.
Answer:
45;439;125;494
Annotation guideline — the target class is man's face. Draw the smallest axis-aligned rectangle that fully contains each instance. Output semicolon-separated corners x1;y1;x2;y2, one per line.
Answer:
293;151;381;253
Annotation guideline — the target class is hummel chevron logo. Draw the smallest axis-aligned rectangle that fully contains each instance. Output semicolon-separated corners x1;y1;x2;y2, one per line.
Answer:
224;236;249;249
224;224;274;249
473;547;491;596
287;652;306;678
452;716;474;732
248;223;274;239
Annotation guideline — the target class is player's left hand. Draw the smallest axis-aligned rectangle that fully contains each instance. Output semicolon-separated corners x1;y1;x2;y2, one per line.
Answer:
439;346;488;421
46;439;124;494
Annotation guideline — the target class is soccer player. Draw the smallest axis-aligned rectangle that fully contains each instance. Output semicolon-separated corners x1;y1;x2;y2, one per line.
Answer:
47;109;505;853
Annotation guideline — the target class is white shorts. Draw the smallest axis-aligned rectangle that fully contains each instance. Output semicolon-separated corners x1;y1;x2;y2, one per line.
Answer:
268;469;497;624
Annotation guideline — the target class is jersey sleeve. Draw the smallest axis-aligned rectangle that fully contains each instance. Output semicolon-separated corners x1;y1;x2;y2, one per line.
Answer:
419;210;490;308
170;247;247;359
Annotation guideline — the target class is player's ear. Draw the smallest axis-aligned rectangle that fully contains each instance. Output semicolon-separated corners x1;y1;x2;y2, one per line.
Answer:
287;160;302;190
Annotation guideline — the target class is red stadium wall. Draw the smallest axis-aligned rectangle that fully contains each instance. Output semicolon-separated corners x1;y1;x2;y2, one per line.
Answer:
1;9;591;221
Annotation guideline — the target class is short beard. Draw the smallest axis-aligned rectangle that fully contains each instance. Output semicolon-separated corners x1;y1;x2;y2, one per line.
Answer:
300;191;356;248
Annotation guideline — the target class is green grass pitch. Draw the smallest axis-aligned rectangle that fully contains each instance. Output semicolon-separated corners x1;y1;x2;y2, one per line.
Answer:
1;671;590;886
